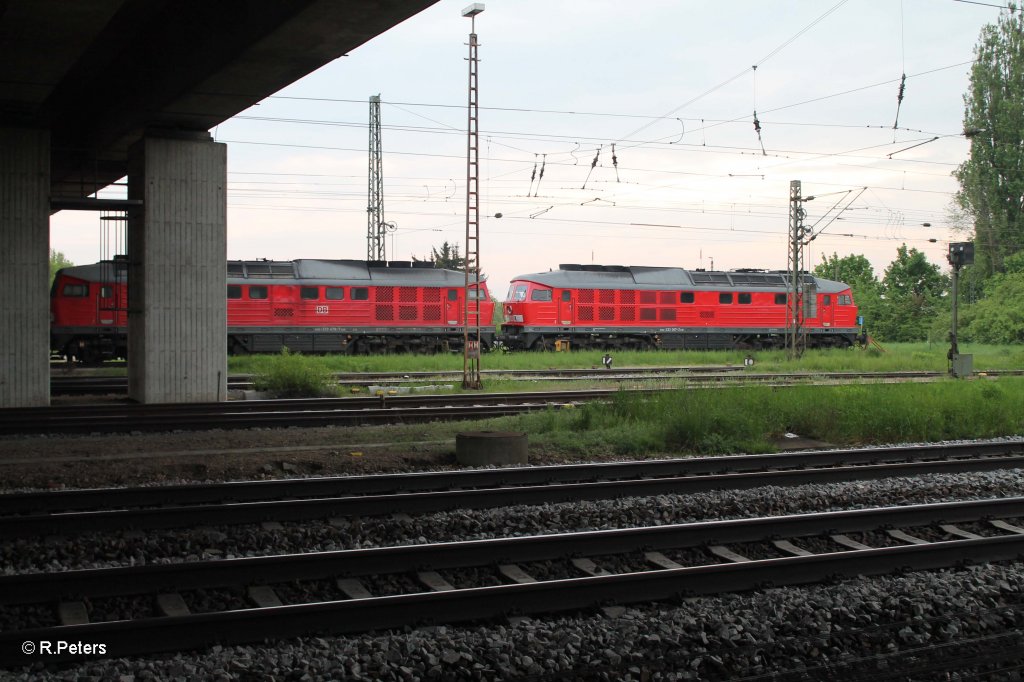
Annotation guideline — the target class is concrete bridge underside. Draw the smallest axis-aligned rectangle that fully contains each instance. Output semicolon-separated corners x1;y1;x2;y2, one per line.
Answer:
0;0;439;406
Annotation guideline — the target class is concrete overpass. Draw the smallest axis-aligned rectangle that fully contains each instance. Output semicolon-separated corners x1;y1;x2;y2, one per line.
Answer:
0;0;440;407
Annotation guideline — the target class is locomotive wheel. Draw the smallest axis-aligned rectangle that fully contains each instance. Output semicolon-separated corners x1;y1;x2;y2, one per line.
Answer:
531;337;550;352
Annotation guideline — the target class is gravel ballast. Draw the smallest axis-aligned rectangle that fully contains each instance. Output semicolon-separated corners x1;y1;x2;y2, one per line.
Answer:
7;563;1024;680
3;433;1024;679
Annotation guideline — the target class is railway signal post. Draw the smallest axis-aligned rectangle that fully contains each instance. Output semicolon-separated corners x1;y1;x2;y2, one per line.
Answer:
947;242;974;378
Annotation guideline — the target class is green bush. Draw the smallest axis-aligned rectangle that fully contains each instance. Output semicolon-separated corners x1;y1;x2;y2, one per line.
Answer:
252;348;339;398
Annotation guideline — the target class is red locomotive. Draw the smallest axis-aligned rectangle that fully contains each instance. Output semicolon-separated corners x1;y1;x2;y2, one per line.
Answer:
501;264;859;350
51;259;495;362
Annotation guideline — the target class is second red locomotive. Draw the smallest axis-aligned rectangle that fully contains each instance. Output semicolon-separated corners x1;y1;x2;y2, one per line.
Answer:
501;264;859;351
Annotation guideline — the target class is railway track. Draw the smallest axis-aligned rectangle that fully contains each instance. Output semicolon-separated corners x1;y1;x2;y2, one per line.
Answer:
3;390;611;435
2;496;1023;664
48;367;1024;396
1;441;1021;538
49;365;745;395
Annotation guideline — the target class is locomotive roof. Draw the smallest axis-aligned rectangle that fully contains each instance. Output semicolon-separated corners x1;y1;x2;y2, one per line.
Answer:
61;260;484;288
233;259;480;287
58;263;127;283
510;264;850;293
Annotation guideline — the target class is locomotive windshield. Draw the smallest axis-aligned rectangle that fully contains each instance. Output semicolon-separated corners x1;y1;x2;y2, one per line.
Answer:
507;284;527;302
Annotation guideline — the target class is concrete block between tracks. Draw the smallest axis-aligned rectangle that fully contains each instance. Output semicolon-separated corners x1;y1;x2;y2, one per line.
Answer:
455;431;528;466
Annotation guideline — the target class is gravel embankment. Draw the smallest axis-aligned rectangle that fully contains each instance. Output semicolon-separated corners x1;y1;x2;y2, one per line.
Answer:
3;469;1024;575
7;563;1024;680
3;434;1024;679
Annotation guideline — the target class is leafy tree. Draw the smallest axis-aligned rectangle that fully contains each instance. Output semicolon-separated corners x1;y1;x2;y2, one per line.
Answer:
813;252;881;330
413;241;466;270
49;248;73;285
814;252;876;288
872;245;949;342
957;252;1024;343
954;7;1024;279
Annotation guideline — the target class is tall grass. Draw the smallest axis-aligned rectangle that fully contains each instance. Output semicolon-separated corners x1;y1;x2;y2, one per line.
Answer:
249;348;339;398
502;378;1024;457
229;342;1024;375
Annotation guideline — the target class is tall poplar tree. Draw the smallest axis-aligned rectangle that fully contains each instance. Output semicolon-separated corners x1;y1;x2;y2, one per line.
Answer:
954;6;1024;279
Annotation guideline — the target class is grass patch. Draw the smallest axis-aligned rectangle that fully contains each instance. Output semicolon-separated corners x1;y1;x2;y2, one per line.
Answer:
499;377;1024;457
249;348;340;398
229;342;1024;376
197;377;1023;463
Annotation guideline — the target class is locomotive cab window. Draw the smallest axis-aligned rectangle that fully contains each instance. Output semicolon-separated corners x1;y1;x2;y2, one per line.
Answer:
447;289;458;301
822;295;832;306
838;294;852;305
738;293;752;304
719;293;733;304
300;286;319;300
248;286;268;300
352;288;369;301
775;293;787;305
325;287;344;300
531;289;552;301
227;285;242;300
680;292;694;304
100;286;113;298
62;284;88;297
511;284;527;301
561;290;571;301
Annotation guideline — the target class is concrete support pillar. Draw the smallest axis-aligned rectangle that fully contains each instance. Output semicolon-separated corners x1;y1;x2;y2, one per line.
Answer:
128;133;227;403
0;128;50;408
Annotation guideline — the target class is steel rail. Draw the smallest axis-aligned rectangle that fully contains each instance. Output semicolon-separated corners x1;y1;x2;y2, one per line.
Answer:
1;441;1019;516
7;388;616;416
3;496;1022;605
0;398;590;435
2;513;1023;664
3;451;1024;539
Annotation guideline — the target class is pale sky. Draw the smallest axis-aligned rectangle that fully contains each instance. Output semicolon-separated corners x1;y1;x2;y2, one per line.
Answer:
51;0;1006;293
